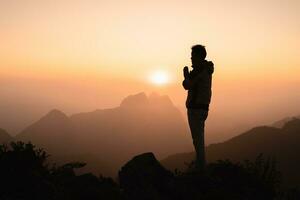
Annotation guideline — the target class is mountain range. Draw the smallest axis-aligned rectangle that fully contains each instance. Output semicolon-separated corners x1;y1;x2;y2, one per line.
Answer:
10;92;192;176
161;118;300;187
1;92;300;186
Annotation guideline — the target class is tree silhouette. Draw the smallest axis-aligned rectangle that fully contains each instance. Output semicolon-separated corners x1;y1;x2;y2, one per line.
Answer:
0;141;121;200
0;142;298;200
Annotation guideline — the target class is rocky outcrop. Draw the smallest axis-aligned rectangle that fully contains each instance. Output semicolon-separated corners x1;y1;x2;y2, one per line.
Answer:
119;152;174;200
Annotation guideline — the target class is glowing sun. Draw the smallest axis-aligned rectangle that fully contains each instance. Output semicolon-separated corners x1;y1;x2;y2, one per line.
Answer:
149;70;170;85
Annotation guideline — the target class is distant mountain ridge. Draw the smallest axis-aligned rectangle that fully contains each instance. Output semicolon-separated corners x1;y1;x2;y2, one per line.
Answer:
16;108;76;155
161;118;300;187
271;115;300;128
3;93;300;183
15;92;192;176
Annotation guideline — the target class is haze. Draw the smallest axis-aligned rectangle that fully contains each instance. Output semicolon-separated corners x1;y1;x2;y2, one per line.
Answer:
1;0;299;144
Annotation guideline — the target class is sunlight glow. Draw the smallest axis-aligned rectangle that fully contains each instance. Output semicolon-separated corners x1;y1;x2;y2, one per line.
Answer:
149;70;170;85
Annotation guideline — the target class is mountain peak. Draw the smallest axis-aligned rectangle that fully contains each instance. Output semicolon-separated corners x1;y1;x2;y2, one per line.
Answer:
120;92;149;107
282;118;300;133
120;92;173;108
41;109;69;121
148;92;173;107
271;115;300;128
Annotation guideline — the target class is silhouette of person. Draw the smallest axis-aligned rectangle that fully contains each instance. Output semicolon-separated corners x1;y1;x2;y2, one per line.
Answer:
182;44;214;170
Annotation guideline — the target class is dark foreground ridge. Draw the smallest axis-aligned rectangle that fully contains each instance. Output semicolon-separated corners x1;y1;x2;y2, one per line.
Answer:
0;142;299;200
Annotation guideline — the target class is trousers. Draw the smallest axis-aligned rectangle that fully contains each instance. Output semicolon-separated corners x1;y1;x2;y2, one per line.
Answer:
187;108;208;170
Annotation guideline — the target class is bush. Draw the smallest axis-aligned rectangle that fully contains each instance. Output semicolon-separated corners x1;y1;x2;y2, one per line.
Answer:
0;141;121;200
174;154;283;199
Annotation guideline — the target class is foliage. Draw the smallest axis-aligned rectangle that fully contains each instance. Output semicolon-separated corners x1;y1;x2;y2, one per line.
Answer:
0;142;298;200
176;154;298;200
0;141;121;200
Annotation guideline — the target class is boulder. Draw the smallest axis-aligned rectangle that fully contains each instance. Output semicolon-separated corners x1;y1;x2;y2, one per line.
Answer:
119;152;174;200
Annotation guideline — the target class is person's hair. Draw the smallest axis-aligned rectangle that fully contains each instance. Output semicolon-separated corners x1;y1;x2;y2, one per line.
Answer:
191;44;206;60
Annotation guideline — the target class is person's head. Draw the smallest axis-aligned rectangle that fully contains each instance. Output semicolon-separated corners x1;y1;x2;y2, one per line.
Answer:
191;44;206;67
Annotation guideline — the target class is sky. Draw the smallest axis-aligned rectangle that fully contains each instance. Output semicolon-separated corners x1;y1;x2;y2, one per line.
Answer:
0;0;300;140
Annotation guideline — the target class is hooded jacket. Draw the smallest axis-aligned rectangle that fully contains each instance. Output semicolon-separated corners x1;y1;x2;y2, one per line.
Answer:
182;60;214;109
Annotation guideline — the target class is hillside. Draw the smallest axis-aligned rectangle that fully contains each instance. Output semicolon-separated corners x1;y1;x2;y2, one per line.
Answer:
0;128;13;143
15;92;192;176
161;118;300;187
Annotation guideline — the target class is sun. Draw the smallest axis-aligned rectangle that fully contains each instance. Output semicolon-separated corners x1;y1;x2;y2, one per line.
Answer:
149;70;170;85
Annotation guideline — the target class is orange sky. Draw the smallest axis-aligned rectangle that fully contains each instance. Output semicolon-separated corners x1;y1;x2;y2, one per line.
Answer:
0;0;300;139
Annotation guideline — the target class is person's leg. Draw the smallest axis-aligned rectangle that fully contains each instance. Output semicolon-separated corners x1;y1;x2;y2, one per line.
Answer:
187;109;208;170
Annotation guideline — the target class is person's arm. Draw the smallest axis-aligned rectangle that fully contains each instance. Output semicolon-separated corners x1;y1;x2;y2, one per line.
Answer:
182;62;214;90
182;66;191;90
182;74;202;90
